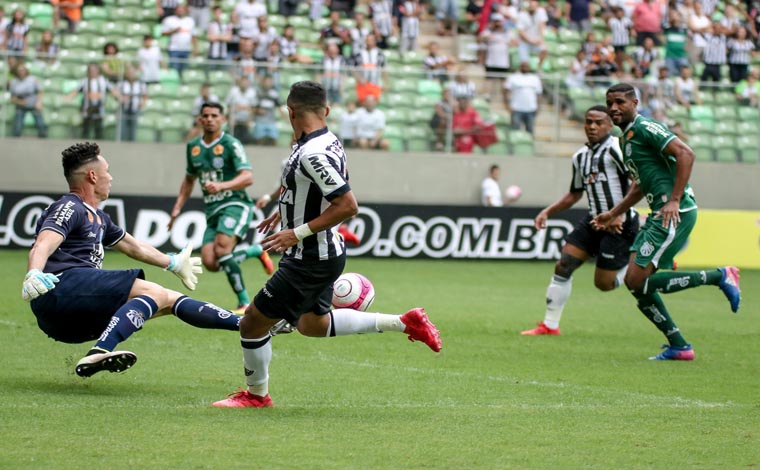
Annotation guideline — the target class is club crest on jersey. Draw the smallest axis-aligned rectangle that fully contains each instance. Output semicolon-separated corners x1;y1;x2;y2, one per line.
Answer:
626;131;634;139
640;241;654;257
223;216;236;228
213;157;224;169
191;146;200;157
213;144;224;155
87;212;94;223
625;143;632;157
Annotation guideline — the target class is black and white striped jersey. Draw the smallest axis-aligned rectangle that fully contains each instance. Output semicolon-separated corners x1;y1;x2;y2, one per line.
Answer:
570;135;633;218
279;127;351;262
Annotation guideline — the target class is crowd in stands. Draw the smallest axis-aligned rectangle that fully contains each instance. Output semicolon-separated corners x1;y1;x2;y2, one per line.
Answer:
0;0;759;160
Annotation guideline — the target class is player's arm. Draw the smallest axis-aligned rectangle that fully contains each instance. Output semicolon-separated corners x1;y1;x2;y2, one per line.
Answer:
657;137;695;228
113;234;203;290
256;186;281;208
592;182;644;230
534;191;584;230
169;174;197;229
22;230;65;301
204;169;253;194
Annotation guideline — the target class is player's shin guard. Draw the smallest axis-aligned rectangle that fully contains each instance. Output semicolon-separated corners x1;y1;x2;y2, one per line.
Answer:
325;309;403;336
544;275;572;329
172;296;240;330
94;295;157;351
632;291;688;347
219;253;250;306
241;334;272;397
642;270;722;295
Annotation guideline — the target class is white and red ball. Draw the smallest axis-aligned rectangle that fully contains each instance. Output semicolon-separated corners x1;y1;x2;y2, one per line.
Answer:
504;185;522;204
332;273;375;311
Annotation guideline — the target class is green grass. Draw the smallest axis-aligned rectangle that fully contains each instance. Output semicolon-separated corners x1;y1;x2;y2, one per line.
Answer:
1;250;758;469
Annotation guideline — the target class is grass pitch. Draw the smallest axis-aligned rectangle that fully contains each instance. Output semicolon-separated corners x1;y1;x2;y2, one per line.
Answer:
0;250;758;469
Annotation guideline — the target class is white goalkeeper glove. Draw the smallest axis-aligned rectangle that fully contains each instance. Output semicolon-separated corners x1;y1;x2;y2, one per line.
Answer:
22;269;60;302
165;243;203;290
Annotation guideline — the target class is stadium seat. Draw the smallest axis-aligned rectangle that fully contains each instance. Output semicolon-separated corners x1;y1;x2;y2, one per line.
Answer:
736;135;760;163
685;119;714;134
413;94;440;109
471;97;490;115
666;104;689;121
405;126;430;152
485;142;509;155
737;106;760;123
509;130;534;157
417;79;442;97
384;108;408;125
690;105;714;122
688;134;713;161
83;5;109;20
28;3;54;19
182;69;206;85
407;108;432;124
712;120;738;136
712;135;738;162
712;106;737;121
384;92;410;109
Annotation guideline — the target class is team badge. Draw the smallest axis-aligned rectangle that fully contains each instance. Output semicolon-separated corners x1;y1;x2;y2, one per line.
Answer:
213;144;224;155
625;143;632;156
626;131;633;139
213;157;224;169
640;241;655;257
87;212;94;223
191;146;200;157
223;216;236;229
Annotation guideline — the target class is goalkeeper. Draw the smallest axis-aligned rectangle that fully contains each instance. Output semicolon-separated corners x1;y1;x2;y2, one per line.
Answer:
23;142;240;378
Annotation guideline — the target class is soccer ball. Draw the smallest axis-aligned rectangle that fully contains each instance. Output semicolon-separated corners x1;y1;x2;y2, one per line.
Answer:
504;185;522;204
332;273;375;311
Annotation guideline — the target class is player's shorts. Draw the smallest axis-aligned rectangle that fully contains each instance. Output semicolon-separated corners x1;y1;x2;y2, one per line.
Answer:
565;213;639;270
253;255;346;326
203;202;254;245
631;209;696;270
30;268;144;344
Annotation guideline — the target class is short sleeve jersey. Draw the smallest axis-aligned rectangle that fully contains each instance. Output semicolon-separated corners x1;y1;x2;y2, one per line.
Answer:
35;193;125;273
186;132;253;217
619;114;696;212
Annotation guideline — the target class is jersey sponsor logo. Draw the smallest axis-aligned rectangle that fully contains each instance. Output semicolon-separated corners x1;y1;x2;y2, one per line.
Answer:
600;252;615;259
53;200;76;226
212;157;224;169
244;367;254;376
191;145;201;156
642;121;671;138
126;309;145;329
643;304;667;323
262;286;273;298
667;276;690;289
203;191;233;204
280;189;294;204
307;155;337;186
583;172;607;184
203;302;233;319
98;317;120;342
639;241;655;257
213;144;224;155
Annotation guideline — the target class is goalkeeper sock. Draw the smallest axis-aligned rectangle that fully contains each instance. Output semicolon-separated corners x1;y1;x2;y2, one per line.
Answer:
172;296;240;330
232;244;264;264
241;334;272;396
325;309;404;336
642;270;722;295
632;291;688;347
95;295;157;351
544;275;572;329
219;253;250;306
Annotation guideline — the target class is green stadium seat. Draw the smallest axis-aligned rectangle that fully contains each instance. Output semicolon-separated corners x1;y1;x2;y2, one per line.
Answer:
737;106;760;122
384;108;407;124
712;106;737;121
736;135;760;163
690;105;714;121
405;126;430;152
28;3;54;19
64;34;89;49
471;97;490;114
413;94;439;109
181;68;206;85
485;142;509;155
509;130;534;157
735;121;757;136
666;104;689;121
551;56;572;71
712;135;738;162
417;79;442;97
685;119;714;134
160;68;181;86
407;108;432;124
83;5;109;20
287;15;311;29
712;120;738;136
383;92;410;109
688;134;713;161
28;16;54;31
713;92;736;105
388;78;417;94
401;50;424;66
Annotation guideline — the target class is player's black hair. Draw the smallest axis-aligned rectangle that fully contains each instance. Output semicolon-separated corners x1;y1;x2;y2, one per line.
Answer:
489;164;500;173
288;81;327;116
606;83;637;99
586;105;609;115
62;142;101;181
200;101;225;114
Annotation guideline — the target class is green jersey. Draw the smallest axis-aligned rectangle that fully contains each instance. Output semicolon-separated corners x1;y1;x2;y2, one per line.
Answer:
619;114;697;213
186;132;253;217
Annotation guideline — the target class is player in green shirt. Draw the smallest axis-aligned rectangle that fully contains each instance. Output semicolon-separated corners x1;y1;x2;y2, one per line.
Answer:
593;83;741;361
170;102;274;313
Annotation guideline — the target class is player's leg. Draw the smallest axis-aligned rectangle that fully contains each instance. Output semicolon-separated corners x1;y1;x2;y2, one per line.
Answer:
221;204;274;276
593;222;638;291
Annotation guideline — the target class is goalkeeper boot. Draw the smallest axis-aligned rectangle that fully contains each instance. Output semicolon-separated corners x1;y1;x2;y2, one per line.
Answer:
75;349;137;378
521;322;561;336
212;389;274;408
649;344;695;361
400;308;442;352
718;266;741;313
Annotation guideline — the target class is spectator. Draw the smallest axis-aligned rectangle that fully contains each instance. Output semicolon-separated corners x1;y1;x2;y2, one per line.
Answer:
308;0;324;21
581;31;598;60
481;164;503;207
565;0;592;33
322;43;346;104
187;0;210;33
4;8;29;72
370;0;394;49
663;9;689;77
253;15;279;63
234;0;266;40
424;41;455;82
117;66;147;142
449;68;477;100
451;98;483;153
646;66;676;113
226;75;257;143
354;95;389;150
608;6;633;72
586;42;618;86
65;62;120;139
0;7;7;48
544;0;562;32
356;33;386;86
463;0;484;34
736;68;760;106
632;0;662;46
504;61;542;134
262;40;283;88
34;30;59;65
329;0;356;16
279;0;300;17
720;4;742;37
137;35;163;84
430;88;452;151
207;5;232;67
701;23;727;83
399;0;421;54
435;0;458;36
479;14;517;100
156;0;178;22
728;26;755;83
674;65;701;109
51;0;83;34
349;11;372;59
630;36;658;77
321;11;351;52
339;100;360;147
101;42;124;83
566;49;589;89
252;75;281;146
161;4;198;78
233;37;256;82
9;63;47;138
687;1;710;65
185;82;219;141
516;0;548;68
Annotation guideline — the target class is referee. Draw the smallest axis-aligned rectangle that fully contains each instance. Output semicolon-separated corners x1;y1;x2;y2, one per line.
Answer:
522;105;639;336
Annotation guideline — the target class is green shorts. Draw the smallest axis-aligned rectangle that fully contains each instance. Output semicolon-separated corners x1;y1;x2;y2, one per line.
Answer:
630;209;697;270
203;203;254;245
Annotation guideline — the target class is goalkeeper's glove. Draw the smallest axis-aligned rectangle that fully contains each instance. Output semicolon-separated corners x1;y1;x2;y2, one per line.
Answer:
22;269;60;302
165;243;203;290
